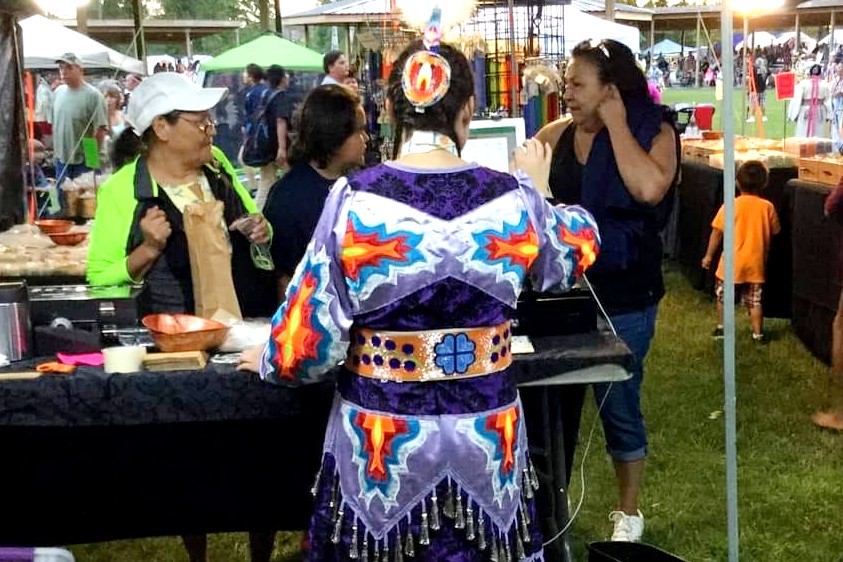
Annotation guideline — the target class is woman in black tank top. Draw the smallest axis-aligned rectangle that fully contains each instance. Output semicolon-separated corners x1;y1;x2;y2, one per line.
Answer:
533;39;679;544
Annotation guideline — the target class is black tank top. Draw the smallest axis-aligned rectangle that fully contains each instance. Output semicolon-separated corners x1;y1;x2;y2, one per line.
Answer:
547;123;666;315
549;124;582;204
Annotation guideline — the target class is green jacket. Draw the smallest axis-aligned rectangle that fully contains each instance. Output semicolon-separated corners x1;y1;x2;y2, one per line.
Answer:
87;146;262;287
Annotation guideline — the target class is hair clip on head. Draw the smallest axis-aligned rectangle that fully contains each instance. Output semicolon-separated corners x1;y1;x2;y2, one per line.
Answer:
402;50;452;113
401;5;451;112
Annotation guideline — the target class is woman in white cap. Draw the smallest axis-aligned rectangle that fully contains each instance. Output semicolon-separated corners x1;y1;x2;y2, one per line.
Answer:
87;72;277;323
86;72;279;562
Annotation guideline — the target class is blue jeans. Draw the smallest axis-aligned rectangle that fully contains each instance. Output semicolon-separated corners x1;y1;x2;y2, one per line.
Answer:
593;304;659;462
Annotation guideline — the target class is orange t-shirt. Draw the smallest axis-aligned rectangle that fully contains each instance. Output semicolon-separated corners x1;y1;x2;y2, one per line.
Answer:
711;194;781;283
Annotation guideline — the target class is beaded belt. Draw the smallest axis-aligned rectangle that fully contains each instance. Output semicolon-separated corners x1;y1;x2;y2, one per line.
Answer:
346;322;513;382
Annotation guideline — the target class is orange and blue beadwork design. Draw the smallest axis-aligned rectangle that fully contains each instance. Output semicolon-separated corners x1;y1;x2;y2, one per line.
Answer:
472;212;540;278
341;212;424;291
266;257;335;384
557;212;600;276
345;407;429;508
347;323;512;382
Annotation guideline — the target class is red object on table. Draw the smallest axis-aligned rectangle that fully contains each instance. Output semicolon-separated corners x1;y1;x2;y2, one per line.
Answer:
693;105;716;130
775;72;796;100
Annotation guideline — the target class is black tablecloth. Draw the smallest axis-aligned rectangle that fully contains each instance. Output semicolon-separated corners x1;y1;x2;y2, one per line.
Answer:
676;161;796;318
789;180;842;363
0;329;631;546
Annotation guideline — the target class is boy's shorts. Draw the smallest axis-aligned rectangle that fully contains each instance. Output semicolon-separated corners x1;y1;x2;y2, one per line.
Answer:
716;280;763;308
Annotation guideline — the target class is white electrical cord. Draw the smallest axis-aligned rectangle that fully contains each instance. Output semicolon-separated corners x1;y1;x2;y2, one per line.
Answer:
542;273;619;547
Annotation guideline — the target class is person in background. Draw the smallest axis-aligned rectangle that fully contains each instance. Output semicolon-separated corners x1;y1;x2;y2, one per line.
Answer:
123;73;143;110
52;53;108;196
812;177;843;431
534;38;678;543
788;64;831;137
263;84;368;300
702;160;781;342
252;64;293;210
830;63;843;152
342;75;360;94
320;50;349;85
239;63;269;193
23;139;47;189
99;81;127;139
87;72;278;561
34;73;54;144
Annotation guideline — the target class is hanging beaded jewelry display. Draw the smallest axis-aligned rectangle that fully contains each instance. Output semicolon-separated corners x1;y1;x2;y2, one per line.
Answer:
401;7;452;113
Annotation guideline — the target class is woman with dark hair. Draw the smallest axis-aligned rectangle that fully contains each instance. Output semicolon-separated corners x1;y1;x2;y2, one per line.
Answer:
87;72;278;562
534;38;679;543
788;63;831;137
263;84;368;299
240;28;601;560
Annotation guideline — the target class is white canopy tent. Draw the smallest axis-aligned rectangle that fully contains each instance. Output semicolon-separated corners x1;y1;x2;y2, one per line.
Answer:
735;30;776;51
20;15;144;74
552;5;641;54
644;38;695;56
819;29;843;45
775;30;817;50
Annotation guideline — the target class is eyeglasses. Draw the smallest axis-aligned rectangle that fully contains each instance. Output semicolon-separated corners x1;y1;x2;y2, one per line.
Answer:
178;115;217;134
589;39;611;60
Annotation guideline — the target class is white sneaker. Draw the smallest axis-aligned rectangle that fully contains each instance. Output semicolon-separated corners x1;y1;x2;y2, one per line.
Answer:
609;510;644;542
746;116;756;123
762;116;768;122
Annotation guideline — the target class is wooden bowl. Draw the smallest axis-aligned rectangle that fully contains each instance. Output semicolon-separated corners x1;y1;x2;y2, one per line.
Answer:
35;219;73;235
48;231;88;246
141;313;229;352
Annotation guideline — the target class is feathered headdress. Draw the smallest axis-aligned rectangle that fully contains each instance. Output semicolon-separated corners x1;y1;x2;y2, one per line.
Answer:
395;0;476;112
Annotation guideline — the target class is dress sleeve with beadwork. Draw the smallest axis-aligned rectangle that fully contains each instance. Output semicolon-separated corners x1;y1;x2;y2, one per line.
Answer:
259;179;355;386
515;171;601;292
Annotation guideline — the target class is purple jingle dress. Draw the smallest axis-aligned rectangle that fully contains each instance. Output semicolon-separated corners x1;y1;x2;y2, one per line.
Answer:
259;161;600;561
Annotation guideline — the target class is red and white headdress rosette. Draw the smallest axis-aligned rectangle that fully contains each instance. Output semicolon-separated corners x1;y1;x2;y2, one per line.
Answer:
396;1;475;112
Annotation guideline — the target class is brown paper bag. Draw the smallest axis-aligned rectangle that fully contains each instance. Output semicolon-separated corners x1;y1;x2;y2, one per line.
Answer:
183;201;242;324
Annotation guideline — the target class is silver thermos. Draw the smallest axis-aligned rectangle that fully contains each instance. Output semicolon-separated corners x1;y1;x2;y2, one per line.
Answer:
0;281;32;362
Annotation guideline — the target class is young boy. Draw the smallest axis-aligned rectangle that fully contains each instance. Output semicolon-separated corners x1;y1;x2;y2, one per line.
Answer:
702;160;781;341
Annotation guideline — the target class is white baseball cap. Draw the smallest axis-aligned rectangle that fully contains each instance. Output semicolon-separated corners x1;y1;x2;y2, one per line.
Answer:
126;72;227;134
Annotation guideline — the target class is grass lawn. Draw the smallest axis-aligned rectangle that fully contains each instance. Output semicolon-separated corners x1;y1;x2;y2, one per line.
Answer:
66;267;842;561
661;86;799;141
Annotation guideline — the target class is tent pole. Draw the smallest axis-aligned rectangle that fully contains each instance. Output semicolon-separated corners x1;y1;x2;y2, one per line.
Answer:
131;0;146;66
260;0;270;32
76;4;88;36
275;0;283;33
696;13;701;87
185;29;192;60
742;15;748;135
507;0;519;118
649;18;655;66
795;13;800;67
720;1;740;561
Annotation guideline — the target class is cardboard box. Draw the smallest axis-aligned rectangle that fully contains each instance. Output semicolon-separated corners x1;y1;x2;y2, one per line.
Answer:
798;157;821;183
816;158;843;187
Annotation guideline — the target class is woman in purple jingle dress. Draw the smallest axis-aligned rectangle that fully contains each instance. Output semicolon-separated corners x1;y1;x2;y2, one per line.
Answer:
240;39;600;561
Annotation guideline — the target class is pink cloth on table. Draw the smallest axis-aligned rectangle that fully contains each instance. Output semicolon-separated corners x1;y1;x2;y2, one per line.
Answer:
57;352;105;366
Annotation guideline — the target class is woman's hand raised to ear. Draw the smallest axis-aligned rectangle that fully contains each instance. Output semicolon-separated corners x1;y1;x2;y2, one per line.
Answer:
510;138;554;198
597;85;628;131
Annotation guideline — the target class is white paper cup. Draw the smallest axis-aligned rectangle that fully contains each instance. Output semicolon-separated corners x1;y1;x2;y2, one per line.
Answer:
103;346;146;374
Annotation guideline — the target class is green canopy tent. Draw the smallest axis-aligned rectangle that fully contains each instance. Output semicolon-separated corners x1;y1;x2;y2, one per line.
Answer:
202;33;323;72
201;33;324;163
